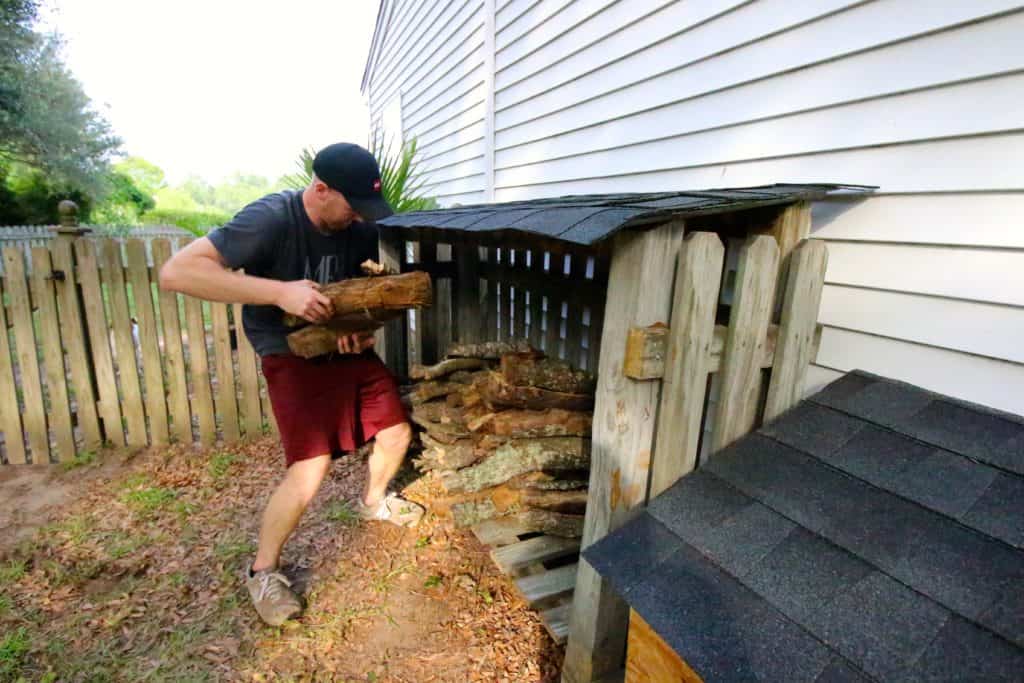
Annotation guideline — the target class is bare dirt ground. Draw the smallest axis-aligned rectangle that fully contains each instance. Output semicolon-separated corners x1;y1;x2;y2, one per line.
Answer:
0;437;563;681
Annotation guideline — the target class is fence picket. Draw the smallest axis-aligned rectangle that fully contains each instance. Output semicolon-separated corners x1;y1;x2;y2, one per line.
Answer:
50;241;102;451
0;272;27;464
485;247;499;342
210;302;240;442
74;240;125;447
650;232;725;497
233;302;263;438
526;250;543;348
184;296;216;445
100;240;147;448
764;240;829;422
711;235;779;452
28;247;76;461
259;367;278;437
502;248;516;340
418;239;439;365
125;240;170;445
563;254;586;368
2;248;50;462
150;239;193;443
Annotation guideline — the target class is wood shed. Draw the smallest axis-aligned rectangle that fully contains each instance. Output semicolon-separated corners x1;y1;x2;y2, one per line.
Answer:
374;182;874;679
585;371;1024;682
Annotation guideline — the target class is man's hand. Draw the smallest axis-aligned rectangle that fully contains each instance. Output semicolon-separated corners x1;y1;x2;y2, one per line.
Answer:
277;280;334;324
337;332;376;355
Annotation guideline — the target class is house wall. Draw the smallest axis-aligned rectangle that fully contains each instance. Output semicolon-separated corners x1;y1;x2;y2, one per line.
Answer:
364;0;1024;414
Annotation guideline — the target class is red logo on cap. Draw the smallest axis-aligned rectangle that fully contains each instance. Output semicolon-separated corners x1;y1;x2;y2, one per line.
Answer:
372;179;381;192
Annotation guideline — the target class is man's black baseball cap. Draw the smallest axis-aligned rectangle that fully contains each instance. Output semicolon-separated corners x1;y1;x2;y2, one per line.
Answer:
312;143;394;221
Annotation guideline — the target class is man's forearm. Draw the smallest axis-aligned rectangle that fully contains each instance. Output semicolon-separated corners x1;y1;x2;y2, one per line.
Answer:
159;255;283;306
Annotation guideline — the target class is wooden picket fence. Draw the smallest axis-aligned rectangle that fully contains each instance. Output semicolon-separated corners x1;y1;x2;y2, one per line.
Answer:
0;236;276;465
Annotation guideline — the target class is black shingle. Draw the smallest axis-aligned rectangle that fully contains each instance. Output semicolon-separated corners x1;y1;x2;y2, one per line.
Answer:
809;372;876;409
898;449;999;518
508;207;610;237
962;472;1024;548
760;403;866;458
556;207;648;244
902;400;1024;475
814;658;872;683
811;374;934;428
818;425;935;490
981;583;1024;649
581;514;679;600
647;470;754;534
898;616;1024;682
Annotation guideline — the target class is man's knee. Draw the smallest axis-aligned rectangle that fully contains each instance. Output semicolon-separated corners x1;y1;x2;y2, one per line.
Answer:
285;454;330;503
376;421;412;452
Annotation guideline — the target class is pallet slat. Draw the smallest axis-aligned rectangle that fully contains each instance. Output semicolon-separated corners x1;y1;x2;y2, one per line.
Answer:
151;239;193;443
515;562;578;604
99;240;147;448
210;302;240;442
184;297;216;446
125;240;169;446
0;272;27;464
2;247;50;462
233;301;264;438
28;247;76;461
471;517;534;547
491;535;580;574
540;601;573;644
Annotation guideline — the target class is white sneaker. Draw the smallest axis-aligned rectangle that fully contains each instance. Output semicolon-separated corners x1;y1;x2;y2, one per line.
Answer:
357;492;425;528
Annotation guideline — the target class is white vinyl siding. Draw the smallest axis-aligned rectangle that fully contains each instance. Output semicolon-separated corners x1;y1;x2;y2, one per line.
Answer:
363;0;1024;413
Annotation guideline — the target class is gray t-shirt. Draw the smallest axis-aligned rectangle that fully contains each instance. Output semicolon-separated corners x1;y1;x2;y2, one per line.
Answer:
207;190;380;356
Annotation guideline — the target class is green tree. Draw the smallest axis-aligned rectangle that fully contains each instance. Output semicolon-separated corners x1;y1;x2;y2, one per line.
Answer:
116;156;165;196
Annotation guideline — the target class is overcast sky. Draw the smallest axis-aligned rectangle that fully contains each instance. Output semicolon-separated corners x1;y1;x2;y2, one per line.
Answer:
39;1;379;184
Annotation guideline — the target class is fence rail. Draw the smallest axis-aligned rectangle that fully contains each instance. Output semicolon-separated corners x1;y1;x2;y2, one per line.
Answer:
0;225;191;274
0;235;276;465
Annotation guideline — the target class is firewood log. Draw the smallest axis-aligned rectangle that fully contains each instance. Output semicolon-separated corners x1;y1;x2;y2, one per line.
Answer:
489;409;592;438
409;412;469;443
409;358;490;381
483;373;594;412
505;470;590;490
500;353;596;395
283;271;432;327
445;339;536;360
408;380;462;405
286;312;405;358
450;502;585;537
440;437;590;493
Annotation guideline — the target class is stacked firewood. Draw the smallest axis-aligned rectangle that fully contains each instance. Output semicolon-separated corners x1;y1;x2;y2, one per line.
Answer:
404;340;595;538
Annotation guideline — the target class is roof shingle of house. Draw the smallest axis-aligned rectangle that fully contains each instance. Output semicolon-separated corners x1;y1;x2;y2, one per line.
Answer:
584;371;1024;682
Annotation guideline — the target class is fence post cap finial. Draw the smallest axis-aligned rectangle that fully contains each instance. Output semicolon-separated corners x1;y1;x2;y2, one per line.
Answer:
54;200;91;238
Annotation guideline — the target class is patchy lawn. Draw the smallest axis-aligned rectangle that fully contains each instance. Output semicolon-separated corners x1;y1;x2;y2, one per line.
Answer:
0;438;563;682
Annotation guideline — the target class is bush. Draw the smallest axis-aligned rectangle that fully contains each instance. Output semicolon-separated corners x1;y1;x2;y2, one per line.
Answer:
140;208;230;236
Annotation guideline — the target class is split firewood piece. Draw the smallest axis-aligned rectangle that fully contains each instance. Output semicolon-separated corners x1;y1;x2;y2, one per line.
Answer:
409;412;470;443
490;409;593;438
500;353;596;395
408;380;462;405
441;486;587;520
451;503;585;537
467;412;497;433
283;270;432;327
483;373;594;412
441;437;590;493
411;401;470;426
286;311;405;358
445;339;537;360
506;470;591;491
409;357;490;381
413;441;480;471
360;259;395;276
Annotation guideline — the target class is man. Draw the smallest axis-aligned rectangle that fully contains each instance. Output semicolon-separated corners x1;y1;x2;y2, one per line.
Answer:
159;142;424;627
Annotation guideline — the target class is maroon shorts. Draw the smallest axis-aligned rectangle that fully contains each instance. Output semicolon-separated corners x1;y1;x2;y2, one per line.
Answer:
260;351;408;467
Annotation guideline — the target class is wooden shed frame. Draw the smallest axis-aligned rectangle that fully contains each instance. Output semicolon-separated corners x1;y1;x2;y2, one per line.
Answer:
375;189;842;682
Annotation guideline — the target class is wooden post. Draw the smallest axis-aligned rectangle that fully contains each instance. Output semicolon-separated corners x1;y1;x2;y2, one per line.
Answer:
649;232;725;497
711;235;779;452
125;240;170;446
454;238;482;345
376;230;408;378
764;240;829;421
151;239;193;444
562;221;684;683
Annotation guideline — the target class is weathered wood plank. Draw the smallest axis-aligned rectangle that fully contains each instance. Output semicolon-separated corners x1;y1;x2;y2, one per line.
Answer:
527;250;544;348
0;272;27;464
626;610;703;683
762;201;812;308
586;253;611;373
50;240;102;451
564;222;684;683
764;240;829;422
623;324;669;381
232;301;264;438
563;254;586;369
504;248;519;339
650;232;725;498
151;239;192;443
453;239;482;344
184;296;216;446
435;242;454;361
711;235;780;452
100;240;147;448
125;240;169;446
376;231;408;377
74;240;125;447
28;247;75;461
485;247;500;342
2;247;50;462
516;563;578;604
210;302;240;442
491;535;580;575
541;601;573;645
471;516;533;547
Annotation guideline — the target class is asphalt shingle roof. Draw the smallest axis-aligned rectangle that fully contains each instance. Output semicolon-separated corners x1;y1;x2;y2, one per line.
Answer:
377;184;875;246
584;371;1024;682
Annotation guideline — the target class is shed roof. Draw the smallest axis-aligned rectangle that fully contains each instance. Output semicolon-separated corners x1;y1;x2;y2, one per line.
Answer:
584;371;1024;682
377;183;874;246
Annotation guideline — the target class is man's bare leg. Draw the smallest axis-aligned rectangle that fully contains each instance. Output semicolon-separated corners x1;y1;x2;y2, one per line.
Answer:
362;422;413;507
252;454;331;572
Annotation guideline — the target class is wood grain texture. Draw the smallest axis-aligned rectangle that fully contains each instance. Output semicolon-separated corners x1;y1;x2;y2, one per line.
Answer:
711;235;779;453
184;296;216;446
563;221;684;683
454;240;483;344
376;231;408;377
623;324;669;381
0;271;26;463
3;247;49;462
28;247;75;461
210;302;240;442
626;610;703;683
233;302;264;438
74;240;125;447
650;232;724;497
49;240;101;451
151;239;193;443
764;240;829;422
516;563;578;604
125;240;169;446
563;253;587;369
100;240;147;448
491;535;580;574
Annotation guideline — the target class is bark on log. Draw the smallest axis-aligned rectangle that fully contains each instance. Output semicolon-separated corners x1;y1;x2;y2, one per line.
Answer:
283;271;432;327
483;374;595;412
409;413;470;443
500;353;596;395
441;437;590;493
445;339;536;360
506;470;590;490
410;358;490;381
451;503;585;537
441;487;587;521
490;409;593;438
286;312;405;358
414;441;480;471
408;380;462;405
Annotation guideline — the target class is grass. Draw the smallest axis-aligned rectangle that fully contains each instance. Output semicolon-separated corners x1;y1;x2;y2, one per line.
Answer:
423;575;443;589
326;500;360;526
214;536;256;563
0;560;26;583
62;449;98;471
121;485;177;514
0;627;30;680
207;451;236;481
